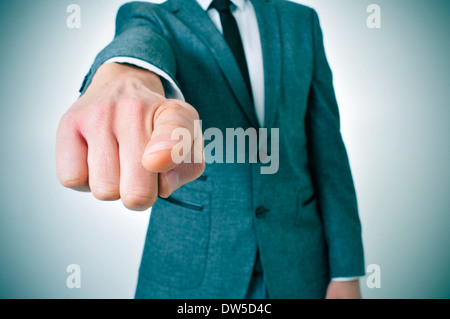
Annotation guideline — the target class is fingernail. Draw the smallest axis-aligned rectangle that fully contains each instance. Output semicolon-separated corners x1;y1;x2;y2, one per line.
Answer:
144;141;174;157
166;171;179;195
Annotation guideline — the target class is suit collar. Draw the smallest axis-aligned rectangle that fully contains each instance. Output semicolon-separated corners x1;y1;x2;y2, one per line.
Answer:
165;0;247;13
196;0;246;11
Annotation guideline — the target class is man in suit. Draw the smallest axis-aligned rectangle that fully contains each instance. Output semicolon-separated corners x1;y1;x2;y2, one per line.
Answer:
56;0;365;298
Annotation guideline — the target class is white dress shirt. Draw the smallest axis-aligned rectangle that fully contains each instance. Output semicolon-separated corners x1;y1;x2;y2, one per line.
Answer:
105;0;359;282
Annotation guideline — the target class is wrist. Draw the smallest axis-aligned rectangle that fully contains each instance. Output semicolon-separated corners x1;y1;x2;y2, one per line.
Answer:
88;63;165;96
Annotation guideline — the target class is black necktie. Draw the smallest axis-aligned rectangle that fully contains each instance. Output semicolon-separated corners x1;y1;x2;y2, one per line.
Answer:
210;0;253;103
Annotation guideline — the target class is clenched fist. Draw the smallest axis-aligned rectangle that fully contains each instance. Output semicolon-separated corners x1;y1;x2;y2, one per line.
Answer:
56;63;204;211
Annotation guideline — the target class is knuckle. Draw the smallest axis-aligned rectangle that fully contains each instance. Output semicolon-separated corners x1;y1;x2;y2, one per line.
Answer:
91;184;120;201
59;111;78;130
121;190;157;211
120;99;148;127
58;173;87;189
88;103;113;130
161;99;182;110
121;99;147;116
154;103;199;137
163;100;199;120
92;102;110;119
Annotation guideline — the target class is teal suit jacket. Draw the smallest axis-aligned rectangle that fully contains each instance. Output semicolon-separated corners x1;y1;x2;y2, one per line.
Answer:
80;0;365;298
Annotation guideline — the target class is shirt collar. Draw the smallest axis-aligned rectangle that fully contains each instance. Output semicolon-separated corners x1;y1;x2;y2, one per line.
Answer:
196;0;246;11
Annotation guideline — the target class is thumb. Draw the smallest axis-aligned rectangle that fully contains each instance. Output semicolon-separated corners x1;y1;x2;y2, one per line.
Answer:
158;141;205;198
142;100;200;173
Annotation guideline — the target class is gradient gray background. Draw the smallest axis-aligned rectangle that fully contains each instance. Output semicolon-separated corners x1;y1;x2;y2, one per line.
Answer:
0;0;448;299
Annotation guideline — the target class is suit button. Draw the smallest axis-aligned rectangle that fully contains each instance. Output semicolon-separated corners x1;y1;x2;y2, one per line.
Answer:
255;206;269;219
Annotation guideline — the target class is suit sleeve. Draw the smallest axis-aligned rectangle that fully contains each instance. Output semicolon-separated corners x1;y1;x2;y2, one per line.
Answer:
79;2;177;95
305;10;365;279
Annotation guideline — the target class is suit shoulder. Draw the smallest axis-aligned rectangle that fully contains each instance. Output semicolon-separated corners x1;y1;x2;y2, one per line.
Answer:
116;1;174;27
273;0;314;12
273;0;316;19
119;1;158;11
272;0;317;29
117;1;168;17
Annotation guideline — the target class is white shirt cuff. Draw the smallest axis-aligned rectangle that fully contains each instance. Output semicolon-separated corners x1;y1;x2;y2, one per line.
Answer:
104;57;185;101
331;276;362;282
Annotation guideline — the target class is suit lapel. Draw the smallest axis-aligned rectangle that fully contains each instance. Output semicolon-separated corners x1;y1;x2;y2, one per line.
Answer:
251;0;282;133
167;0;259;128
